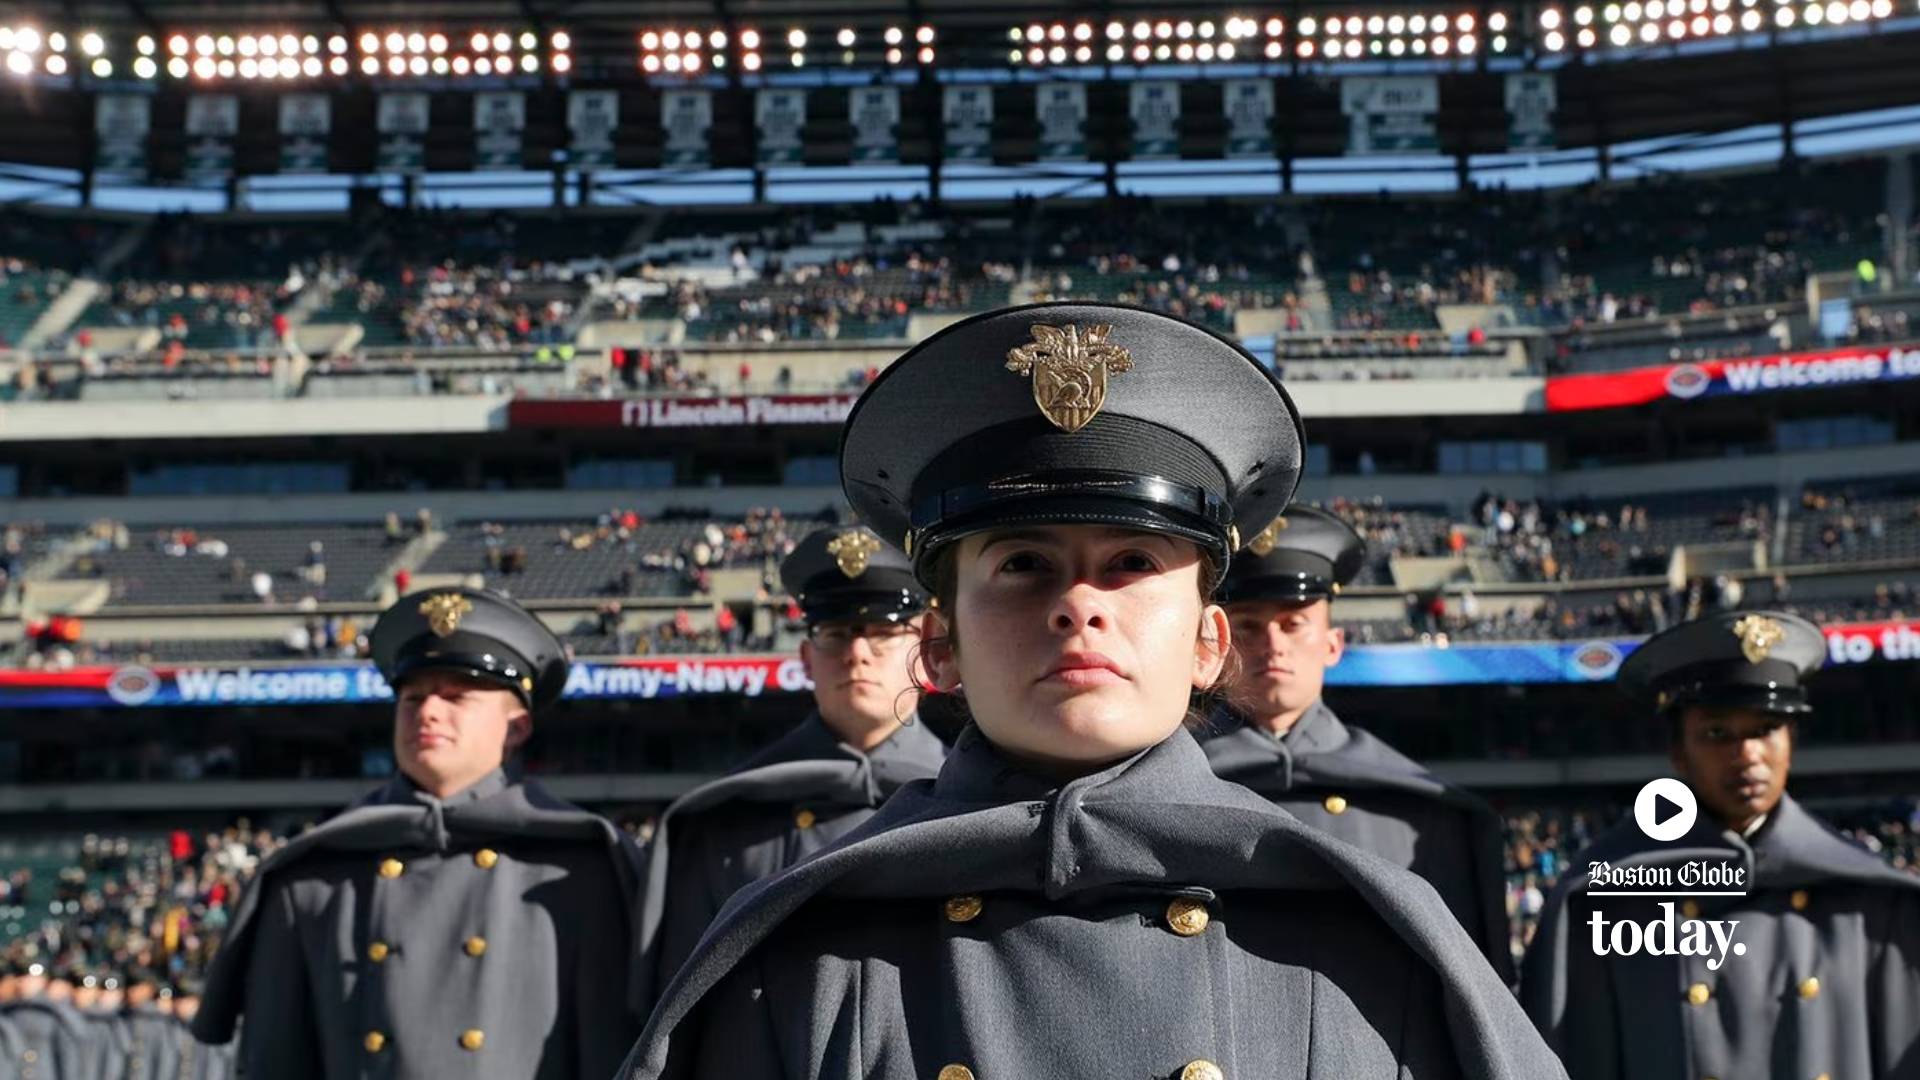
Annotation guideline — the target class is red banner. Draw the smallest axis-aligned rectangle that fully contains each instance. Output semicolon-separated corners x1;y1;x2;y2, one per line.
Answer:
1546;343;1920;413
508;394;860;430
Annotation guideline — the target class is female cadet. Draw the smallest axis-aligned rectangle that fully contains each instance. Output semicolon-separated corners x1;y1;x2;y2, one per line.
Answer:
619;304;1566;1080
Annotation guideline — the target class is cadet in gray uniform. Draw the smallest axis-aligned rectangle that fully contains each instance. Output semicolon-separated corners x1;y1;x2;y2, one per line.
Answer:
620;303;1566;1079
169;980;232;1080
193;586;646;1080
1523;610;1920;1080
1202;505;1514;982
636;525;947;1009
5;963;87;1080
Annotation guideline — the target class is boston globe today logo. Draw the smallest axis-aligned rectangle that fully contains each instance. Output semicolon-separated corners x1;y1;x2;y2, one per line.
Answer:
1584;778;1750;971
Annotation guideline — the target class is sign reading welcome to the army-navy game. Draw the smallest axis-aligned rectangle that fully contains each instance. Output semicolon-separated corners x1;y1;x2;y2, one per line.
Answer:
1547;343;1920;412
6;618;1915;709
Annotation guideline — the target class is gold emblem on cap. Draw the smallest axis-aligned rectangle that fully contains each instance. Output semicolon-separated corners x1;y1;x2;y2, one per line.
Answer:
1246;516;1289;556
1005;322;1133;434
419;592;474;638
825;530;882;579
1731;613;1785;665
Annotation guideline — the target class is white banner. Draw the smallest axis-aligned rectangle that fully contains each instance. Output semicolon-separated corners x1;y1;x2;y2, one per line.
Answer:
94;94;151;181
568;89;619;169
755;88;806;166
277;94;331;173
1223;80;1274;159
1341;77;1439;155
1505;73;1557;151
850;86;900;164
661;89;711;168
1035;82;1087;161
1129;82;1180;160
377;92;431;174
473;91;525;169
943;86;993;162
377;92;432;134
185;95;239;137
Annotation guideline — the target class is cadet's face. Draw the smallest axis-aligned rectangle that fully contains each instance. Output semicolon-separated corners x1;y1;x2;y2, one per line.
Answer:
172;995;200;1021
931;525;1228;773
800;617;925;730
1226;599;1344;718
126;983;155;1008
393;671;530;795
73;984;100;1008
98;988;123;1010
45;980;72;1002
1671;705;1793;830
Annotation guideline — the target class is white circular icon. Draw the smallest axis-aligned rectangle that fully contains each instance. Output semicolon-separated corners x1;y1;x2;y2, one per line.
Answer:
1634;777;1698;843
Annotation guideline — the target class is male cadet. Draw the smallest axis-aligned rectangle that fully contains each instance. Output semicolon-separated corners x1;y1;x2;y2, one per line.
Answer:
1201;505;1515;982
4;962;87;1079
193;586;646;1080
634;525;947;1007
1523;610;1920;1080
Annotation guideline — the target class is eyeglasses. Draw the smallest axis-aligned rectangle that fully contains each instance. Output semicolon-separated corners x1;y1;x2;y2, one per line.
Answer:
806;621;920;655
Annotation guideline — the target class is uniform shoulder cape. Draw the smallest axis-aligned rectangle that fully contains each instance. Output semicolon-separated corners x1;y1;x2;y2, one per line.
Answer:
1203;701;1515;982
1521;790;1920;1044
193;765;645;1042
620;724;1566;1080
632;714;946;1009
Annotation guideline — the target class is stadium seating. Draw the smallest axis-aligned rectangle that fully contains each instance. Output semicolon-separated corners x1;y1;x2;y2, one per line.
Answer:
59;522;399;607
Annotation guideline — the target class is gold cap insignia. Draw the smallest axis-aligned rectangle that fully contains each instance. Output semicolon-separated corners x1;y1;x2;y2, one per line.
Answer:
825;530;883;579
1004;322;1133;434
1732;613;1785;665
1246;516;1289;556
419;592;474;638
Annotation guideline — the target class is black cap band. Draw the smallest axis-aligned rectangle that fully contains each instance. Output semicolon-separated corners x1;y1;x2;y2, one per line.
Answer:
1217;571;1334;605
392;631;537;707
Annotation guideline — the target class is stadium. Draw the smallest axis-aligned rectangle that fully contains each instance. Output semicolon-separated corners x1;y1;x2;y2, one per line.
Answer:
1;0;1919;1074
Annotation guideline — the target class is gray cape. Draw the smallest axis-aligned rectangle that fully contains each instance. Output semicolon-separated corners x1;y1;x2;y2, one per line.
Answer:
620;725;1567;1079
1522;792;1920;1080
1204;701;1517;984
193;766;646;1079
3;999;89;1079
635;714;947;1010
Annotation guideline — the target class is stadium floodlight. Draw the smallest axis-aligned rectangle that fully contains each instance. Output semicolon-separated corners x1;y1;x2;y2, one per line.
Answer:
519;31;537;49
742;51;761;69
302;34;319;53
836;28;855;46
1048;23;1067;40
1176;20;1194;37
1267;17;1285;34
1074;21;1094;40
282;33;301;55
136;34;155;55
1297;38;1315;55
215;57;234;77
1154;42;1172;57
79;31;103;56
1299;16;1318;34
240;35;259;56
1545;27;1568;46
740;29;761;48
1107;21;1126;39
1049;44;1068;61
43;53;64;74
240;56;259;77
887;46;903;62
384;31;403;53
552;52;571;72
709;30;727;47
133;55;156;77
790;50;804;66
1106;42;1124;59
492;32;511;52
1133;21;1152;38
886;26;905;45
1265;39;1283;56
48;32;67;52
787;28;807;47
430;55;449;74
167;56;187;76
301;55;320;76
427;32;447;54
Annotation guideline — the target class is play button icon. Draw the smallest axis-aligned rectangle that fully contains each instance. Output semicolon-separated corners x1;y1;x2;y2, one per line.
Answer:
1634;777;1698;843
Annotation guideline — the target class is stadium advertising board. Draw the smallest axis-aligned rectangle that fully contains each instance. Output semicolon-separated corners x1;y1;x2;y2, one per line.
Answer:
507;393;861;429
1545;342;1920;412
8;619;1914;709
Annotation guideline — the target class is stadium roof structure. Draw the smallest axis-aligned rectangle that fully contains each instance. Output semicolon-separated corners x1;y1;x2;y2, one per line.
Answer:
2;0;1918;195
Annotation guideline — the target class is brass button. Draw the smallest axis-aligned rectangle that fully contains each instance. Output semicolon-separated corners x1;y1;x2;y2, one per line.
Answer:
366;941;390;963
1322;794;1349;815
459;1029;485;1052
1791;889;1810;912
1686;982;1711;1006
937;1067;974;1080
943;895;983;923
465;936;488;958
1799;977;1821;1000
363;1031;387;1053
473;848;499;870
1182;1061;1226;1080
794;808;817;829
1166;898;1212;937
378;858;404;879
24;1051;39;1063
1681;900;1701;920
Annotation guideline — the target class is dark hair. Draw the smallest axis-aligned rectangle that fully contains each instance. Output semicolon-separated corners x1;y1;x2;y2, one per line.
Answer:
910;535;1242;730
